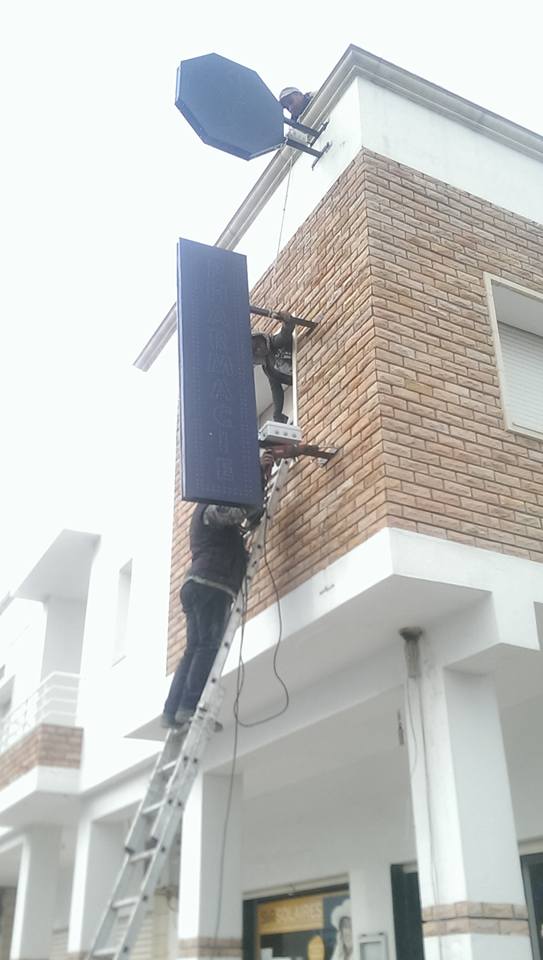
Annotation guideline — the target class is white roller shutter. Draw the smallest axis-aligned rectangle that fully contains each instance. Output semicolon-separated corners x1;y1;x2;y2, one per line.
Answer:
498;322;543;434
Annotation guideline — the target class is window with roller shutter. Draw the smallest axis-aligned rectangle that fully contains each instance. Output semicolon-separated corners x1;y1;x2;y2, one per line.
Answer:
485;275;543;440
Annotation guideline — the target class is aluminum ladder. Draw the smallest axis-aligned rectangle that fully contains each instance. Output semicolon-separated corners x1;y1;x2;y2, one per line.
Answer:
87;458;289;959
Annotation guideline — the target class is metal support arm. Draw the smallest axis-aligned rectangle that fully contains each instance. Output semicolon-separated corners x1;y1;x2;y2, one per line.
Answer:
250;304;317;330
284;137;325;159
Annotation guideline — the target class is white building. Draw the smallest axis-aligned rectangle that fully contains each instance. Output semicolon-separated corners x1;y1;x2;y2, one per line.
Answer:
0;45;542;960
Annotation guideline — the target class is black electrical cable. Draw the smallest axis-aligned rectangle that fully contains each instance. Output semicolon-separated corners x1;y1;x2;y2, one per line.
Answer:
233;505;290;727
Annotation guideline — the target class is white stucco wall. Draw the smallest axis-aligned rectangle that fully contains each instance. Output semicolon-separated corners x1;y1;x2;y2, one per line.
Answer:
0;600;45;710
75;343;178;789
235;76;543;296
41;596;87;679
356;76;543;224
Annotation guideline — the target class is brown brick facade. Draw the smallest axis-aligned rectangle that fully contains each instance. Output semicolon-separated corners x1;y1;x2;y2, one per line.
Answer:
167;148;543;672
0;724;82;792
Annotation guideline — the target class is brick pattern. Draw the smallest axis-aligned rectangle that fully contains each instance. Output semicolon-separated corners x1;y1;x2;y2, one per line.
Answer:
0;724;82;792
166;148;543;673
177;937;242;957
364;151;543;561
167;156;381;672
422;901;529;937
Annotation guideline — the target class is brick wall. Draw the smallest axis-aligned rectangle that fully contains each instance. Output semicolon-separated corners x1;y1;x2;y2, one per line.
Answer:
0;724;82;792
364;150;543;558
166;148;543;672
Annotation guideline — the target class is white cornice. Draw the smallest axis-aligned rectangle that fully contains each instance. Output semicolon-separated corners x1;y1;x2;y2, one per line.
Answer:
134;44;543;372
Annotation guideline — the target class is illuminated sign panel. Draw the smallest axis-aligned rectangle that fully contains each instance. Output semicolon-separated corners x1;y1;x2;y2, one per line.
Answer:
175;53;285;160
177;238;262;508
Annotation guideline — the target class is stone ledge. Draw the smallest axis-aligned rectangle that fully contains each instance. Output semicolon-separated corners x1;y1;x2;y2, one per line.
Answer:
422;901;528;923
422;902;530;938
178;937;243;958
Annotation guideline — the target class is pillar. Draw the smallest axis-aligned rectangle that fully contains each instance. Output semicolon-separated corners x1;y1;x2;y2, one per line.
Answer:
10;826;62;960
67;819;125;960
350;858;397;959
403;630;531;960
178;772;243;960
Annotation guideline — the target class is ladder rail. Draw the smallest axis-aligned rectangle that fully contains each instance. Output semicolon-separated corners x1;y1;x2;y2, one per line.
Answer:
87;460;289;959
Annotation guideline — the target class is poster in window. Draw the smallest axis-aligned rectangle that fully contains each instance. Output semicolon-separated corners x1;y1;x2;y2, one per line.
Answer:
256;891;351;960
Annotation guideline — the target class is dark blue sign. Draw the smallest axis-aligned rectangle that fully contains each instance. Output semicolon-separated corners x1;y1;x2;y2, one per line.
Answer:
177;239;262;508
175;53;285;161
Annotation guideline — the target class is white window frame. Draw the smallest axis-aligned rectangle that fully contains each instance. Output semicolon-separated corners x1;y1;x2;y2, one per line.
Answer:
485;273;543;442
253;327;298;425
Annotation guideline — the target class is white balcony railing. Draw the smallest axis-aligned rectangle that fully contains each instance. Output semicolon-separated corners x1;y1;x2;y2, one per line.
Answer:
0;672;79;753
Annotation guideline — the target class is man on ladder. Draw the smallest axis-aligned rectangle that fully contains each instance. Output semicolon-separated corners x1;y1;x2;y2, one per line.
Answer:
162;449;275;729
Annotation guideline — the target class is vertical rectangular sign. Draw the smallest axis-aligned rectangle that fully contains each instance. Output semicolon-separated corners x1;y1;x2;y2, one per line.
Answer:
177;238;262;508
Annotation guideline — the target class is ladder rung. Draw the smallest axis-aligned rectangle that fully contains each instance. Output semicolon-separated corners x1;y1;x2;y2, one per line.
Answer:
142;800;163;816
112;895;139;911
160;760;177;774
92;950;116;958
130;846;157;863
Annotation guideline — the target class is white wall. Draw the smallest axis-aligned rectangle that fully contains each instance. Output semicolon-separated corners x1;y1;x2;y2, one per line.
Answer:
76;343;178;789
0;600;45;711
41;596;87;679
53;863;74;930
357;76;543;224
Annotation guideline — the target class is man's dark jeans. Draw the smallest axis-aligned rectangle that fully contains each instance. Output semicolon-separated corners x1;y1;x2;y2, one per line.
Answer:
163;579;231;719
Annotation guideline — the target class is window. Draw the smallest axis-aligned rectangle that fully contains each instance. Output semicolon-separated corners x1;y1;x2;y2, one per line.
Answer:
113;560;132;664
486;275;543;439
253;323;298;428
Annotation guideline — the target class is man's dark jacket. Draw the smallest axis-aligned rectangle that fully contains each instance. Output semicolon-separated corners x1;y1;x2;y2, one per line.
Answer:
186;504;247;596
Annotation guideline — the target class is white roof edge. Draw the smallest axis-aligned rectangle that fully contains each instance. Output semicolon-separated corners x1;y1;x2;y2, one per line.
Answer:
134;43;543;372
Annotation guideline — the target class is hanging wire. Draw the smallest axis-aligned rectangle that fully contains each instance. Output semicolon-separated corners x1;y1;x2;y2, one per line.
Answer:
234;508;289;728
270;153;295;295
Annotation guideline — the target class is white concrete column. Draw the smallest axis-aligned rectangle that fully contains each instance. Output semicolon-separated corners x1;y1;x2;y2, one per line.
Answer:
178;772;242;960
350;859;397;960
403;630;531;960
67;819;125;960
10;825;62;960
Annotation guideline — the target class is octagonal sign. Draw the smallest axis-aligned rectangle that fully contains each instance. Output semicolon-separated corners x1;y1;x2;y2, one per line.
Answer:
175;53;285;161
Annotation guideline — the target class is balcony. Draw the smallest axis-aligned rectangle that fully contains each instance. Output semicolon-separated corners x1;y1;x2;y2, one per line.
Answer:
0;673;82;826
0;672;79;753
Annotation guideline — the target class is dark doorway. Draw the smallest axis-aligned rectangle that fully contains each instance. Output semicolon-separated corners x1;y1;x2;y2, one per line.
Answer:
390;866;424;960
523;853;543;960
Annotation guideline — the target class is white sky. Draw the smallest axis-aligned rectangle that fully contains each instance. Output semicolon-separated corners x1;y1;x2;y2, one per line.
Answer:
1;0;542;593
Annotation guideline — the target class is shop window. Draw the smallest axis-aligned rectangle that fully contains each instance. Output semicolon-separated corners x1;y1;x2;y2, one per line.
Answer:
244;885;350;960
485;275;543;439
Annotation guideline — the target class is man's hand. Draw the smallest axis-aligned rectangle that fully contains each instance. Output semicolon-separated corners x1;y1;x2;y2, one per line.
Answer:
260;449;275;481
